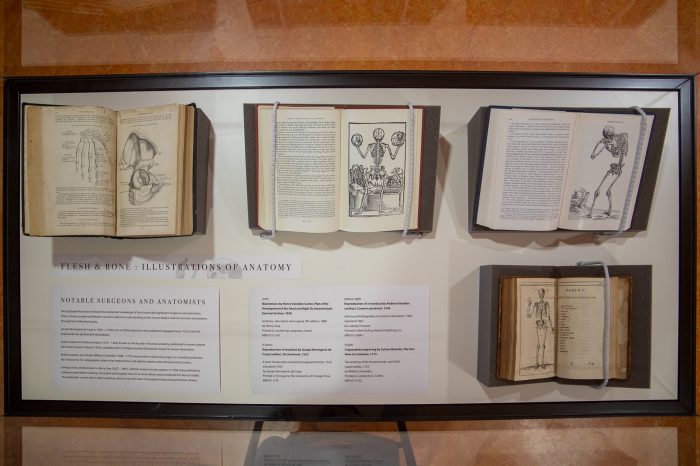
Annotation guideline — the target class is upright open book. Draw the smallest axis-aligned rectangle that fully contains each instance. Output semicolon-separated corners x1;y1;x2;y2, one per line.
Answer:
244;104;441;234
469;107;670;232
498;276;631;382
477;264;652;388
23;103;210;237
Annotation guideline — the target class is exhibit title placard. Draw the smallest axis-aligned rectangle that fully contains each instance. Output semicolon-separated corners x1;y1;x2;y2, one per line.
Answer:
52;254;302;279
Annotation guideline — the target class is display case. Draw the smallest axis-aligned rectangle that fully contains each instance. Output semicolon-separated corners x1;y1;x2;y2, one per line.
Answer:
3;72;695;419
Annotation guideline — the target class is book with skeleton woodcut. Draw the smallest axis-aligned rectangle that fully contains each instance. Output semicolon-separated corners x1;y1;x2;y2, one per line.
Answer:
22;103;210;237
243;104;441;234
468;107;670;232
477;265;652;388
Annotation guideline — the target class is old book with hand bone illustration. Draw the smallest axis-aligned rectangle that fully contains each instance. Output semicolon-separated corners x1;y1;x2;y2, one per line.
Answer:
22;103;210;237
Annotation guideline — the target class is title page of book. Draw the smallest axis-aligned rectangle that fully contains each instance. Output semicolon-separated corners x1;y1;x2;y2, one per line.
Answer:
555;277;605;379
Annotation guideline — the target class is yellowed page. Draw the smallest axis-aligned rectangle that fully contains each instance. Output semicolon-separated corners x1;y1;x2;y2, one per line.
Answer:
497;277;518;380
181;106;195;234
609;277;630;379
23;105;116;236
555;277;606;379
173;104;186;234
339;108;422;232
115;103;182;237
512;277;557;381
257;105;341;233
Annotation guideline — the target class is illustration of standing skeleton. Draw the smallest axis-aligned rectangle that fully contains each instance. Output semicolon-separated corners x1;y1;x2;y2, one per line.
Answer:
587;125;629;218
527;288;554;370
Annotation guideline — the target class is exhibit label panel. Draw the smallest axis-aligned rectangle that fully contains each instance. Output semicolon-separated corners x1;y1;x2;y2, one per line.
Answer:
249;285;429;396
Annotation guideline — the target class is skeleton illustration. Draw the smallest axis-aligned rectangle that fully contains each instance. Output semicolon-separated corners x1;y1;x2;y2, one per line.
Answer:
351;128;404;168
349;127;406;216
348;164;367;215
526;288;554;370
568;187;590;216
587;125;629;218
76;128;109;184
120;131;162;205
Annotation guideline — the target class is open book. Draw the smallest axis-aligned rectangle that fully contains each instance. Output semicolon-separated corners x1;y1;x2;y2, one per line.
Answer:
471;107;669;231
477;264;651;388
23;103;210;237
244;104;441;234
498;276;630;382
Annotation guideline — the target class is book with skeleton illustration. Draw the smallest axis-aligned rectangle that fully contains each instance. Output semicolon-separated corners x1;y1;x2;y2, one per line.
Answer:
243;104;441;234
477;265;652;388
22;103;210;237
468;107;670;232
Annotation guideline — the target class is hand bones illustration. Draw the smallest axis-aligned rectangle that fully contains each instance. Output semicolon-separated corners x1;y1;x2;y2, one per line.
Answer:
76;128;109;184
120;131;162;205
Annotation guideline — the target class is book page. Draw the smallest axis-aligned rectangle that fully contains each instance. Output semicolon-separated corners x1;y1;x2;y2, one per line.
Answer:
339;108;422;232
115;104;183;237
497;277;518;380
558;113;653;231
180;106;195;234
257;106;341;233
513;278;557;381
474;111;501;227
476;108;577;230
23;105;116;236
555;277;606;379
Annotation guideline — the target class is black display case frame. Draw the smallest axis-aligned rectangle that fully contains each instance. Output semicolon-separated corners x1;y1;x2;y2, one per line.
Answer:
3;72;695;419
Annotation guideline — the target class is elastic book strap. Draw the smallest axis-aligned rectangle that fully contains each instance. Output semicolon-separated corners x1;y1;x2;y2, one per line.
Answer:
576;260;612;387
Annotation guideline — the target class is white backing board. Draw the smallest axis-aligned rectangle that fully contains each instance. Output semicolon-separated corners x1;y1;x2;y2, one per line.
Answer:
17;87;681;406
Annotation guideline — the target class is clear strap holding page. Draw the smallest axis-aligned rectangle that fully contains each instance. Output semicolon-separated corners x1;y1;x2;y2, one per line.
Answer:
597;106;648;239
576;260;611;387
260;102;280;240
402;103;421;239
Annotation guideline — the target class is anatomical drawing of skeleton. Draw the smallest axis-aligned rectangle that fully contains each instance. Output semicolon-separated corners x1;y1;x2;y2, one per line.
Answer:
519;284;556;376
568;124;629;220
120;131;165;205
75;128;110;185
348;122;407;217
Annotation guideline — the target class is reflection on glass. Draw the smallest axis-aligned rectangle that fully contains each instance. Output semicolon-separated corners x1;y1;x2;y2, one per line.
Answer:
22;426;235;466
23;0;217;34
253;432;406;466
20;426;411;466
465;0;664;27
245;0;448;27
18;424;680;466
408;427;678;465
19;0;679;66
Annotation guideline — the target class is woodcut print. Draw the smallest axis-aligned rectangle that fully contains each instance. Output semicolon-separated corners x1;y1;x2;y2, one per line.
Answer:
348;121;407;218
